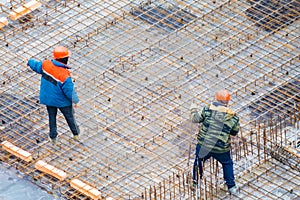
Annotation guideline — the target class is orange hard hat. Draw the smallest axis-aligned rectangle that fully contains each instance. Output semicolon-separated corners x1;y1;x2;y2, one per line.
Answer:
53;46;71;59
215;90;231;101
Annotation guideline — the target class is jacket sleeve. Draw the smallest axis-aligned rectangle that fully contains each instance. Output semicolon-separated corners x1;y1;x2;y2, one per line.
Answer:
230;115;240;136
27;59;43;74
191;107;206;123
62;77;79;104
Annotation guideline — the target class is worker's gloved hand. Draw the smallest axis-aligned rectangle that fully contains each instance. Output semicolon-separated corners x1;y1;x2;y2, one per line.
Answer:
190;103;197;111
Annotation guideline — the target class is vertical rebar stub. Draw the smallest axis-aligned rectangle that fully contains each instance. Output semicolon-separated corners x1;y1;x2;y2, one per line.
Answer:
1;141;33;162
35;160;67;181
70;178;102;200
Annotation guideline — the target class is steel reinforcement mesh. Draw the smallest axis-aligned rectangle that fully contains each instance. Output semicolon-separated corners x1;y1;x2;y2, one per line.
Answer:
0;0;299;199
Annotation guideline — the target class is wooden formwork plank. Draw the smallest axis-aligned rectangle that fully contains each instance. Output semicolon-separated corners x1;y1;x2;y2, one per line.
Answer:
9;0;42;21
0;17;8;29
70;178;102;200
35;160;67;181
1;141;33;162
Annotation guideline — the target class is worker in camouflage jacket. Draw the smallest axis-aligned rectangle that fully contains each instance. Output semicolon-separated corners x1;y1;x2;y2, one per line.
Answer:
190;90;239;194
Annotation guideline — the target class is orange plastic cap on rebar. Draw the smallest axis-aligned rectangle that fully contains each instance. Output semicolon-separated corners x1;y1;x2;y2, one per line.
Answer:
215;90;231;101
53;46;71;59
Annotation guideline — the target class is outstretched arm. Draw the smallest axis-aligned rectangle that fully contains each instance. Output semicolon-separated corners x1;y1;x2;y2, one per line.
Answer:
27;59;43;74
190;104;205;123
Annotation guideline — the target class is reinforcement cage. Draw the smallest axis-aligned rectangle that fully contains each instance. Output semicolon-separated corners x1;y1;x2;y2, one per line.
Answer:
0;0;299;199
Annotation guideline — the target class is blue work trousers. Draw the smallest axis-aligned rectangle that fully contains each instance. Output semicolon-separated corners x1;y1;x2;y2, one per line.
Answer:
193;143;235;188
46;105;79;139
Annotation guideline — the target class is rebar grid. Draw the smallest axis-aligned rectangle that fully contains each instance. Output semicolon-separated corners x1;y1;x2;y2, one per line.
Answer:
0;0;299;199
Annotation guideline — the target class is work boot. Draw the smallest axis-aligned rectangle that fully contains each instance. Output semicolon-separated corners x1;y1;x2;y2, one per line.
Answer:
190;180;198;192
73;135;79;142
228;185;239;195
50;137;57;145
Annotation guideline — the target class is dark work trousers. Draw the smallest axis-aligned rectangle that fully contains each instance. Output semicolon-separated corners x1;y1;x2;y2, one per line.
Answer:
46;105;80;139
193;143;235;188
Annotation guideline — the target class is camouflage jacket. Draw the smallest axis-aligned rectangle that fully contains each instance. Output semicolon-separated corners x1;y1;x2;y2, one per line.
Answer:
191;102;240;153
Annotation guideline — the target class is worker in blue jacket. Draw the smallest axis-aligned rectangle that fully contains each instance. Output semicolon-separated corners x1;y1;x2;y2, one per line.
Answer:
27;46;80;144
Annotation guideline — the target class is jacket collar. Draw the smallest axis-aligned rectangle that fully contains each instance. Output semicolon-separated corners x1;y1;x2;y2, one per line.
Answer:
212;101;227;107
51;59;71;69
210;102;235;115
